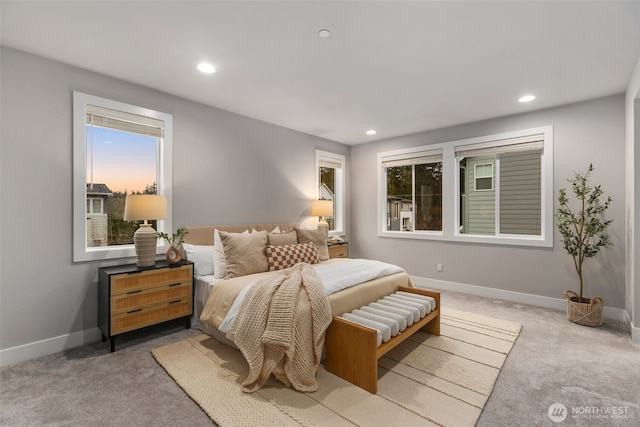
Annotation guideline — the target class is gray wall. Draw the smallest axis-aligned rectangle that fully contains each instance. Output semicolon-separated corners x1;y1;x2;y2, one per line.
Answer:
0;47;349;351
351;95;626;309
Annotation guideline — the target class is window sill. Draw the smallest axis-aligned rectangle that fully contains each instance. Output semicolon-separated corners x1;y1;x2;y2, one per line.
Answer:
378;230;552;248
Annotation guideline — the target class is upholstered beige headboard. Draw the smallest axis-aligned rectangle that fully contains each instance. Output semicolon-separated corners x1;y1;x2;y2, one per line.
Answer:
183;223;298;246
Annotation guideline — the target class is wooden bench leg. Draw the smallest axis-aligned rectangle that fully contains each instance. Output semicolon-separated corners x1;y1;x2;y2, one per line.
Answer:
325;317;379;394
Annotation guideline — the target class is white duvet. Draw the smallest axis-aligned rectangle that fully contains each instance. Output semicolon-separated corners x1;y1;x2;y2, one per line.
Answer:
218;258;404;333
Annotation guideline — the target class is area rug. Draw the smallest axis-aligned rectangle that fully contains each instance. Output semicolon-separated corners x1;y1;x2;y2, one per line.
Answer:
152;307;521;426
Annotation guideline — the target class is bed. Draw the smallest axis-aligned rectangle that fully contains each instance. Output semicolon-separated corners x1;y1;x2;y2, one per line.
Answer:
181;222;438;393
182;223;413;336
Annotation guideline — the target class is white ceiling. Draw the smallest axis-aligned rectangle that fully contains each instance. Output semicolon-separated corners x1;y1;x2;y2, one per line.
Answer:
1;1;639;145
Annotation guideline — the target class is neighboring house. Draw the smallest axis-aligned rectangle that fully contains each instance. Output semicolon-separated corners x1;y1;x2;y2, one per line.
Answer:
86;183;112;247
460;151;541;236
319;182;334;202
387;196;413;231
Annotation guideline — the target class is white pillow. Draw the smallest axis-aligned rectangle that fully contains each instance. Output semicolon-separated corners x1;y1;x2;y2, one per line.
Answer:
183;243;215;277
213;228;249;279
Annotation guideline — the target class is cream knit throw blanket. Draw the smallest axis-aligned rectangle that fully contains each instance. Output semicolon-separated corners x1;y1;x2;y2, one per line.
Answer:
227;263;332;393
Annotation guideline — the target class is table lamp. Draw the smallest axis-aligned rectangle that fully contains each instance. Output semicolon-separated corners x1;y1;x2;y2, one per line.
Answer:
124;194;168;267
311;199;333;230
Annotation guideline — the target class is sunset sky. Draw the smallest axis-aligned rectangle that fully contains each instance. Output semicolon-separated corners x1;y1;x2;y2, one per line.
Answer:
86;126;158;194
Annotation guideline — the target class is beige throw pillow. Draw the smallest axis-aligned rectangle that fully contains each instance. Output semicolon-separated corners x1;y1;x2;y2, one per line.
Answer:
220;229;269;278
213;228;248;279
267;230;298;246
294;227;329;261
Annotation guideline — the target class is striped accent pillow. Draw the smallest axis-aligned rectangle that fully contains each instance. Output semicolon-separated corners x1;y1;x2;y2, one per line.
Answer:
266;242;319;271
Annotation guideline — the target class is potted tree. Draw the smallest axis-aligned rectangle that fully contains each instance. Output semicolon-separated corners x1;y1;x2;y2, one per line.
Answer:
556;164;612;326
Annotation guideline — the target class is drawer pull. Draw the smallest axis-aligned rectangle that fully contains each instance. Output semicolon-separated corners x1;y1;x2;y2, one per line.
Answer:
127;308;142;314
127;290;142;295
169;300;181;305
169;283;181;287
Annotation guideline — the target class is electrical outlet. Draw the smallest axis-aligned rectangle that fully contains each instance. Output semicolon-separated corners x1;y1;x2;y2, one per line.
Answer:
437;263;443;272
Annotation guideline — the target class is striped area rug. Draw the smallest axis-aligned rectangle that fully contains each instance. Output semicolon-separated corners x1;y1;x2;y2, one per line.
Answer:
152;307;521;426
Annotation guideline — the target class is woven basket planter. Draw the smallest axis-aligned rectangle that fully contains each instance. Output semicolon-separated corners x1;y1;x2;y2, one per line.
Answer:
564;290;604;327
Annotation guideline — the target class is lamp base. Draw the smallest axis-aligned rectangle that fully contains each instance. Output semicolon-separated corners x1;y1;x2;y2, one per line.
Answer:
133;224;157;267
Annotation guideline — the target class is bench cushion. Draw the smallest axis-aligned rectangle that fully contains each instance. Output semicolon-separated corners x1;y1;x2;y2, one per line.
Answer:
338;290;437;347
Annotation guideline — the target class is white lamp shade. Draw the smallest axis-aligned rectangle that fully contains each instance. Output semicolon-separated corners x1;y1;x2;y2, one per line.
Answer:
124;195;168;221
311;199;333;217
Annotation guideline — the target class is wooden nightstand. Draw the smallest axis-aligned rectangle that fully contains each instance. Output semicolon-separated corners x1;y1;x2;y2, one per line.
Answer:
98;260;193;352
328;241;349;259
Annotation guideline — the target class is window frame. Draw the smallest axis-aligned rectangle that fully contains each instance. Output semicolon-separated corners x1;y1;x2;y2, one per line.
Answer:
378;126;553;247
315;150;345;237
73;91;173;262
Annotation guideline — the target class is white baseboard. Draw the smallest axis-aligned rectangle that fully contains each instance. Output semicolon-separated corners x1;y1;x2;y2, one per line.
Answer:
411;276;629;324
0;327;102;368
625;311;640;342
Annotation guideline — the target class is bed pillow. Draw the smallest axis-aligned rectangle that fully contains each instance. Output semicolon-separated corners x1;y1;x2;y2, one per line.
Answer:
220;229;269;278
294;227;329;261
213;228;249;279
266;242;318;271
182;243;215;277
267;230;298;246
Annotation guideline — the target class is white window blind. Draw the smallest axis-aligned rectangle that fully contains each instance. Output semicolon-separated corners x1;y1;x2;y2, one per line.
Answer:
455;135;543;159
381;150;442;168
86;104;164;138
319;158;343;169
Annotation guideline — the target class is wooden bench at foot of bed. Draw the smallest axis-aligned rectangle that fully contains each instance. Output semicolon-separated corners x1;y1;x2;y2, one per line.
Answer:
324;286;441;394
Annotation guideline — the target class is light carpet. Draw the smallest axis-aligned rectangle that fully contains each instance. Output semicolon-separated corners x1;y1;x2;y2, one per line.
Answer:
151;307;521;426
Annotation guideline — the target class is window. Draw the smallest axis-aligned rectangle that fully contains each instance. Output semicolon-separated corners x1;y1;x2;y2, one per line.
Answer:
474;163;493;191
378;126;553;247
87;198;103;214
382;150;442;232
456;135;544;237
73;92;173;262
316;150;345;235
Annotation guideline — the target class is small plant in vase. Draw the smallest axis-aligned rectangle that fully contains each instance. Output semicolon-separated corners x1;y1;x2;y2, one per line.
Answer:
555;164;612;326
157;227;189;264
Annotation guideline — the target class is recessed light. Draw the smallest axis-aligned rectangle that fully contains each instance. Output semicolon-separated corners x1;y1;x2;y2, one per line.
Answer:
197;62;216;74
519;95;536;103
366;129;377;135
318;29;331;38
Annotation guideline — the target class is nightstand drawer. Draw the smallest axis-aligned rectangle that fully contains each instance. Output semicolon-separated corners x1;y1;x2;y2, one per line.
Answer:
112;299;191;335
111;282;192;314
111;267;192;294
328;244;348;258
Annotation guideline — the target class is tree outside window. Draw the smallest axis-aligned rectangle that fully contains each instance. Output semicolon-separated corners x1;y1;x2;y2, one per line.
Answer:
385;162;442;232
